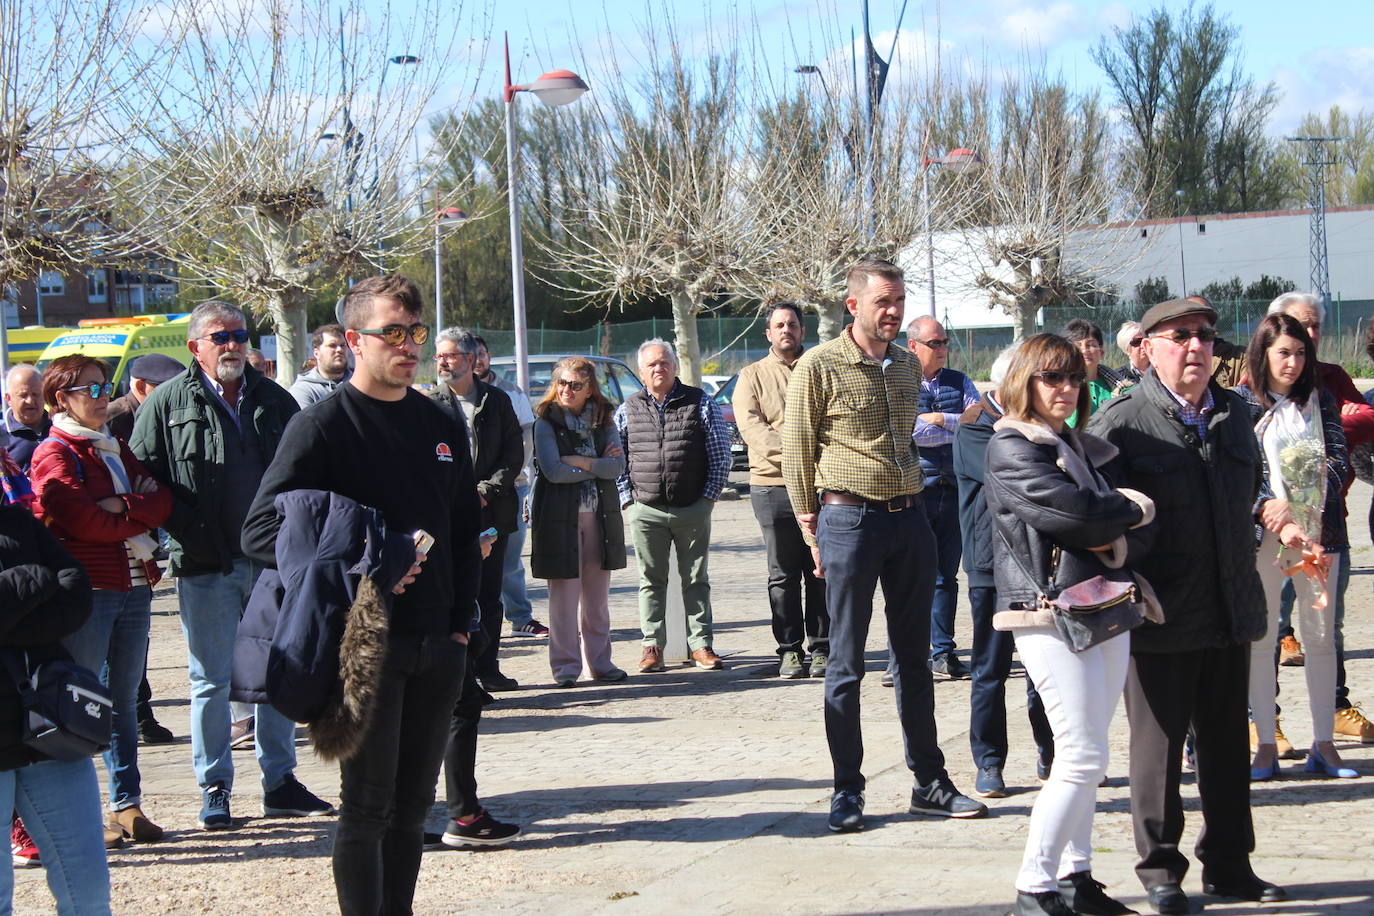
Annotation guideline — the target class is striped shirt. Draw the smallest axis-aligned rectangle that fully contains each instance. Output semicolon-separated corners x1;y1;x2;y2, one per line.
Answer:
783;328;926;523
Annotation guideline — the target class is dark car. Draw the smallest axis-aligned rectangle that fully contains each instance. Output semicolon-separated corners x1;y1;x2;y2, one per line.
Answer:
489;354;644;406
713;373;748;471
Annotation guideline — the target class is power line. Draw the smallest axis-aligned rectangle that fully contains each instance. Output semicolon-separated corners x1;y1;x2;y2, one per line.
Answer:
1286;136;1346;309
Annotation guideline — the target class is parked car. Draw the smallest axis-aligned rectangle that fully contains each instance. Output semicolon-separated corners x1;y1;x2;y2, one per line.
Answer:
699;374;731;397
713;373;748;471
488;353;645;406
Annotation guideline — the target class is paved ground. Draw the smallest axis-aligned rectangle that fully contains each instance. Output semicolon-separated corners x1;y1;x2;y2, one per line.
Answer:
16;473;1374;915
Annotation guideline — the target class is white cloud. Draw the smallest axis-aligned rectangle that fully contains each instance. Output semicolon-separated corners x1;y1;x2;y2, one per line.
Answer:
998;2;1090;49
1269;47;1374;133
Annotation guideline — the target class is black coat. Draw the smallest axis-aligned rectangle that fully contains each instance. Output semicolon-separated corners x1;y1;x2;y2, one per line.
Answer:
430;379;523;535
953;392;1001;589
530;407;627;580
1088;372;1267;651
0;504;92;771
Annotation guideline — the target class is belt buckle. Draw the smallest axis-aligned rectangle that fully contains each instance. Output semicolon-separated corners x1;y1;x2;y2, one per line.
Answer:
887;497;904;512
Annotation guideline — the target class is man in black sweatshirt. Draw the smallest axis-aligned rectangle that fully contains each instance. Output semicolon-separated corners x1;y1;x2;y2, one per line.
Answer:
242;274;482;916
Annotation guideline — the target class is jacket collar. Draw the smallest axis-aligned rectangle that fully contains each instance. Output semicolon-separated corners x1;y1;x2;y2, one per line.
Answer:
1137;370;1229;426
840;326;906;367
993;416;1119;468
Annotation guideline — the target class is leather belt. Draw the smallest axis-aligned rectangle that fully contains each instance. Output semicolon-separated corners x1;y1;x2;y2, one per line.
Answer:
821;491;916;512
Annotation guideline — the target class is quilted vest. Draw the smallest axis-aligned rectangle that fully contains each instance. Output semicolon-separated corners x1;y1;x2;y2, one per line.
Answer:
916;368;967;484
624;383;707;507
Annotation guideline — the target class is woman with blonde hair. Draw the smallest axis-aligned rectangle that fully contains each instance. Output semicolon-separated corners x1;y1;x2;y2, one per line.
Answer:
530;357;627;687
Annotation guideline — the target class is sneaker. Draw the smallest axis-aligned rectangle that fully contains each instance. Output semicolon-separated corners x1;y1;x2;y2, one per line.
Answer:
909;777;987;818
930;653;970;680
1278;635;1304;666
593;668;628;683
230;716;255;749
511;619;549;637
442;810;521;848
690;646;724;670
1014;890;1077;916
138;717;175;744
11;818;39;868
974;766;1007;798
481;673;520;692
880;669;894;687
262;775;336;817
808;653;828;678
1057;870;1137;916
828;789;865;832
199;785;233;830
1335;705;1374;744
778;651;805;679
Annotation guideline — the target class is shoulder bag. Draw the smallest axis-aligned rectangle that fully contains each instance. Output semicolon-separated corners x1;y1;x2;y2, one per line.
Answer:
0;650;112;761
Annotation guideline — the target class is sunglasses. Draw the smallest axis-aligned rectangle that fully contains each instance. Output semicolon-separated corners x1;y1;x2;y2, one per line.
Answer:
356;323;430;347
917;338;950;349
1129;337;1144;348
1150;327;1218;344
555;379;587;391
64;382;114;399
200;329;251;346
1032;370;1087;388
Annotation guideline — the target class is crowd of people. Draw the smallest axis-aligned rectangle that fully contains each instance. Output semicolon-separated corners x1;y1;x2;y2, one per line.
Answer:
0;263;1370;915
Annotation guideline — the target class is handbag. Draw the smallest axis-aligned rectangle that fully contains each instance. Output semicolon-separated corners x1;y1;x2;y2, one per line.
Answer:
0;650;112;761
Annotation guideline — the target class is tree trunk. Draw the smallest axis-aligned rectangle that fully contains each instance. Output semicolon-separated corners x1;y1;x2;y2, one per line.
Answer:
670;289;702;387
1012;298;1038;342
267;289;309;388
815;298;846;342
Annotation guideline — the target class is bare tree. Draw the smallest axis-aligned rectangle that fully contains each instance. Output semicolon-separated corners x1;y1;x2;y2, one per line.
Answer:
126;0;481;385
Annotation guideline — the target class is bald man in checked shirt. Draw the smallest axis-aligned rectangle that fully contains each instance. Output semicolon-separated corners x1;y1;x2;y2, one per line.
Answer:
783;259;985;833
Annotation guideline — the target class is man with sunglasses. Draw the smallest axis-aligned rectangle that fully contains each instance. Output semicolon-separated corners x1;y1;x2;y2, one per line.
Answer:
131;301;333;830
1115;321;1148;385
1089;298;1283;913
242;274;482;914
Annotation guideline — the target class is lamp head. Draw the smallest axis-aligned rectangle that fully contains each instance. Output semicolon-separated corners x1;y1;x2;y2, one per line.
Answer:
528;70;589;107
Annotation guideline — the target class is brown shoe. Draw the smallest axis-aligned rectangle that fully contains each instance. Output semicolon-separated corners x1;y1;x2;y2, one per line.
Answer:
1278;635;1304;666
103;824;124;850
110;805;164;843
638;645;665;673
1335;705;1374;744
690;646;724;670
1274;719;1299;760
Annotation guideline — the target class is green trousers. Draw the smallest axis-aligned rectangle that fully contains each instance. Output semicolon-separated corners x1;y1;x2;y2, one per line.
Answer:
627;497;714;650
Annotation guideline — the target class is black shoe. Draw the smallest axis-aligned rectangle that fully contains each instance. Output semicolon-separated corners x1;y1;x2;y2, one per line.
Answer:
138;718;174;744
1036;753;1053;781
1202;874;1286;903
827;789;864;832
442;810;521;848
975;766;1007;798
422;832;446;851
1014;890;1076;916
477;687;497;706
909;777;987;818
1058;871;1138;915
880;670;894;687
1145;882;1188;915
930;653;970;680
482;673;520;692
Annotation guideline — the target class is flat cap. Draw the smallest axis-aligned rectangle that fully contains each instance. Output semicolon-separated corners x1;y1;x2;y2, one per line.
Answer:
128;353;184;385
1139;297;1218;334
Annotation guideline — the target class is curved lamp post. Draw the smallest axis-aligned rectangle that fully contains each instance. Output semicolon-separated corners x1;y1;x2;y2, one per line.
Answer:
922;147;982;319
503;34;588;393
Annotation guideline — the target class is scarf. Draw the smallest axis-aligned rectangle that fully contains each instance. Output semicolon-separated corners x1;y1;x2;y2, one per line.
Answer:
52;413;159;562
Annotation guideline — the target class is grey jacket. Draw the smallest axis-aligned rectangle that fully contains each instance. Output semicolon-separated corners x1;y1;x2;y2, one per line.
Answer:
288;367;349;410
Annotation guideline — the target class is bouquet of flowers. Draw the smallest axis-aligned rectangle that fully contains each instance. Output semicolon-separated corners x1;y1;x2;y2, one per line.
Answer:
1278;434;1326;541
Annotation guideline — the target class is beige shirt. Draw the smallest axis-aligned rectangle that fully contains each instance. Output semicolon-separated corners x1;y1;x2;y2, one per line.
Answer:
732;348;800;487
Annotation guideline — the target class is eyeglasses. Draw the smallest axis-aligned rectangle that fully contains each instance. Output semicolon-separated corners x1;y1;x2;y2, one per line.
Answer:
433;351;468;363
1129;337;1144;348
915;338;950;349
199;329;251;346
555;379;587;391
1149;327;1218;345
356;323;430;347
1032;370;1087;388
64;382;114;399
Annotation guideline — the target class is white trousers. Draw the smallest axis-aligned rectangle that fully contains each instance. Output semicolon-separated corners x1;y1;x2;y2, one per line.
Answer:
1251;530;1339;745
1013;626;1130;893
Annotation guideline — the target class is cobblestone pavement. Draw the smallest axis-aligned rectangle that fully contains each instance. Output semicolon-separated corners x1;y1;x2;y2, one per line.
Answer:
17;475;1374;915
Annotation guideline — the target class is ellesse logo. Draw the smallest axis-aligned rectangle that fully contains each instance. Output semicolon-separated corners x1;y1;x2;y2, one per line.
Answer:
436;442;453;463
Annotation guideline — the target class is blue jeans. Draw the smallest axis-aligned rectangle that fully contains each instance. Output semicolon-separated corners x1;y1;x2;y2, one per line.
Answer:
818;499;947;792
967;585;1055;771
1276;545;1351;708
500;484;534;626
176;559;297;793
922;482;963;660
62;586;151;811
0;758;110;915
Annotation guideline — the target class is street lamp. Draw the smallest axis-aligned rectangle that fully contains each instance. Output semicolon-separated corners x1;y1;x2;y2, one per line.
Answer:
1175;188;1188;296
433;206;468;332
922;147;982;319
503;33;588;393
388;54;422;218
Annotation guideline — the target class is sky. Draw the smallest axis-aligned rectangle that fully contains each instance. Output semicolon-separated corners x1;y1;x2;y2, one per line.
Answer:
475;0;1374;135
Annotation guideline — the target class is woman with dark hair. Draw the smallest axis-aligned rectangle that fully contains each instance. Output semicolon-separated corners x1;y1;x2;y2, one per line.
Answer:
1061;319;1124;425
531;357;627;687
29;355;173;843
985;334;1155;916
1236;313;1355;779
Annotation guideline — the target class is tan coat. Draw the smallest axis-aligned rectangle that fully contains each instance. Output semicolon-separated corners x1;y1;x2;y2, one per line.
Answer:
733;348;798;487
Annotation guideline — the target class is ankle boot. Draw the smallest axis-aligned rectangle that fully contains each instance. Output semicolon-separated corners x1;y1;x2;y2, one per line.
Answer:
1014;890;1075;916
1058;870;1138;915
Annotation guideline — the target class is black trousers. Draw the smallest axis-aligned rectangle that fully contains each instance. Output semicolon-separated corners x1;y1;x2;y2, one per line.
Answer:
1124;645;1256;890
472;536;509;682
443;646;484;821
750;485;829;657
333;634;465;916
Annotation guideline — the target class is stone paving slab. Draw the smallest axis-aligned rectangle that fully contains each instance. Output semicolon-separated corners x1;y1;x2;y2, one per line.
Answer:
14;474;1374;914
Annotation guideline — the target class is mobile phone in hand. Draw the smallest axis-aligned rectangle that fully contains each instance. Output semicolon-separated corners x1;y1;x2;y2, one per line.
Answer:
479;526;498;541
412;529;435;556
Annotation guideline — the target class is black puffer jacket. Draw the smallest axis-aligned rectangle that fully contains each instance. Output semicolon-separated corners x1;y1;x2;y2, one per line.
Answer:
1088;372;1267;651
0;504;92;771
953;392;1002;589
984;418;1151;625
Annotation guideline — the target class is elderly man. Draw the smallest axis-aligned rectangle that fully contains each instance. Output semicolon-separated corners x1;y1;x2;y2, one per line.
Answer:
288;323;351;408
1090;298;1284;913
906;315;979;680
0;364;50;471
615;339;731;672
1115;321;1148;384
734;302;828;679
1267;291;1374;743
784;259;984;833
106;353;184;442
131;302;332;830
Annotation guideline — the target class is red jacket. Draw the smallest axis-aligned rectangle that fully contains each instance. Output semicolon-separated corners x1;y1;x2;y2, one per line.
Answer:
30;427;172;590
